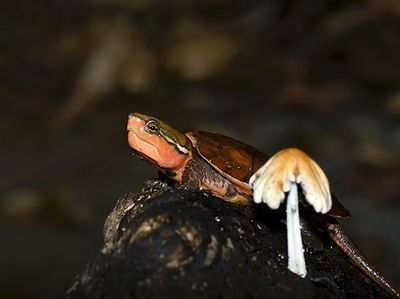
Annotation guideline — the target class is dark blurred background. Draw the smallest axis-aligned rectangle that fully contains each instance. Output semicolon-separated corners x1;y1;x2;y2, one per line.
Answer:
1;0;400;298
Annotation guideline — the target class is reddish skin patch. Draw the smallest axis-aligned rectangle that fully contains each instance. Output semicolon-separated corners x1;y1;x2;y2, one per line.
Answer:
127;113;400;297
127;115;191;182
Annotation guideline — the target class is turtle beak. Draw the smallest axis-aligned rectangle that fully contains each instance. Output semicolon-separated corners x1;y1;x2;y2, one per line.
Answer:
127;113;145;131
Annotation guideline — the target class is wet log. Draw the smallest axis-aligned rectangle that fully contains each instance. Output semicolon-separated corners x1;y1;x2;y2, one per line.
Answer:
65;179;390;298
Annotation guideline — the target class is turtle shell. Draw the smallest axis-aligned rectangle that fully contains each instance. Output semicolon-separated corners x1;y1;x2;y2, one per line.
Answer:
186;131;350;218
187;131;268;191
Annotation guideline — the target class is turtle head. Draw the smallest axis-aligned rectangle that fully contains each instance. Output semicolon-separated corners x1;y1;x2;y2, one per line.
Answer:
127;113;192;172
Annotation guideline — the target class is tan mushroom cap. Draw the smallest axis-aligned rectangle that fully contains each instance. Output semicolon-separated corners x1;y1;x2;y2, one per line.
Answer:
250;148;332;214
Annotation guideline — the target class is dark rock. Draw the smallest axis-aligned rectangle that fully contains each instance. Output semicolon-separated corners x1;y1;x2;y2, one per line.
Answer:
65;179;390;299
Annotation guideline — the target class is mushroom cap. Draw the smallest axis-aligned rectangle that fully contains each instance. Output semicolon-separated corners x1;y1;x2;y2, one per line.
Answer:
250;148;332;214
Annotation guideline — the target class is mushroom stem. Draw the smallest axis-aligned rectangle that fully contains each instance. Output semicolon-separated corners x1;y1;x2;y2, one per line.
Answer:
286;182;307;278
250;148;332;278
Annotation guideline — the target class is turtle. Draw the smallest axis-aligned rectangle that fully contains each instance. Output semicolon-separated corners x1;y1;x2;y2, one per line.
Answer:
126;112;399;297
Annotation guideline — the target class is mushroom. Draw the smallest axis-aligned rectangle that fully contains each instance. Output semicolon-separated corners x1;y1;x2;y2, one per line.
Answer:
249;148;332;278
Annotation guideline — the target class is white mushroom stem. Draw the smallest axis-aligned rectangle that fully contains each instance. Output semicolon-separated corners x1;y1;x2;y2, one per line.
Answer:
286;182;306;278
249;148;332;278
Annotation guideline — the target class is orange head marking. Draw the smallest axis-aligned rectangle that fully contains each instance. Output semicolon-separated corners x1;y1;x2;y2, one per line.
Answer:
127;113;192;172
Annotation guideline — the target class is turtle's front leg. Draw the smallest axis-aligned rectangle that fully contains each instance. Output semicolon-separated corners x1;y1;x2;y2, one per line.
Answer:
326;220;400;298
179;157;250;205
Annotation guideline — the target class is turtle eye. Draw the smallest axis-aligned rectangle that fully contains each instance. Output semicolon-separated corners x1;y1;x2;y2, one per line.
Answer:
145;120;160;134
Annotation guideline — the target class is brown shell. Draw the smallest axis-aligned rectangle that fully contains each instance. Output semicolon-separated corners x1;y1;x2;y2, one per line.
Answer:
188;131;269;183
186;131;350;218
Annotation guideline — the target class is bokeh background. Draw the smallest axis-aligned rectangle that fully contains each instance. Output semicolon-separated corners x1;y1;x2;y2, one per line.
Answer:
1;1;400;298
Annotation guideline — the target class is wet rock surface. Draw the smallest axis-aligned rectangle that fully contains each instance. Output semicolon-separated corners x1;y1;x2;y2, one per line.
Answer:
65;180;389;299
